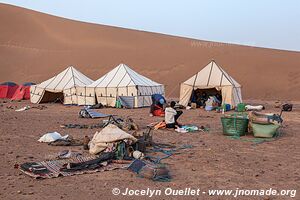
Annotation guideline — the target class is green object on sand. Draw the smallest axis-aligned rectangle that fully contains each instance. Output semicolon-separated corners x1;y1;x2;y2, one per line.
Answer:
237;103;246;112
115;99;122;108
252;123;280;138
221;113;249;136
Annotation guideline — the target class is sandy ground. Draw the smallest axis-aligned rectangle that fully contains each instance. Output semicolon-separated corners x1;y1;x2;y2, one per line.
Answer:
0;100;299;200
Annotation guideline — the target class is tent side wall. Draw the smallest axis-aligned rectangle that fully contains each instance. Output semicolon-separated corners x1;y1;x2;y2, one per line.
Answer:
12;85;32;100
7;85;19;98
0;85;19;99
179;83;194;107
30;85;44;103
0;86;9;98
221;86;232;106
11;86;25;100
221;86;242;107
24;86;31;100
76;87;96;106
232;86;243;106
93;85;164;108
63;87;78;105
136;85;165;107
94;86;138;107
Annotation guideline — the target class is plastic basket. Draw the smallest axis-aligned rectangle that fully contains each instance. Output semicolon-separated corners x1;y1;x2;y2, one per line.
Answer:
221;114;249;136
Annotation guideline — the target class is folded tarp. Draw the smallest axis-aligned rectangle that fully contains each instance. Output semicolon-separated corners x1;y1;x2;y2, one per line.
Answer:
118;96;135;108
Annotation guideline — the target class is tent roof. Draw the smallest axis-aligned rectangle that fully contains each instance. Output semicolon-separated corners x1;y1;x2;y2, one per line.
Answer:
89;63;162;88
183;60;241;88
37;66;93;90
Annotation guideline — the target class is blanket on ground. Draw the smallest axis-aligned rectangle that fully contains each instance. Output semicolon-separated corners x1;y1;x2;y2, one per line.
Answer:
17;154;128;179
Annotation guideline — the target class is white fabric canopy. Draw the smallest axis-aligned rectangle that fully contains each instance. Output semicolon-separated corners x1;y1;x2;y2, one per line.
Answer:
179;60;242;107
77;63;165;107
30;66;93;104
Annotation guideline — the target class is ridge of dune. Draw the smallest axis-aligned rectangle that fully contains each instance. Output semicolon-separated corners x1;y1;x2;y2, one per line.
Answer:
0;3;300;100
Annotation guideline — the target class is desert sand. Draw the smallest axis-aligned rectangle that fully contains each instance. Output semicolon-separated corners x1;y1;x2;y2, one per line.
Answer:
0;3;300;100
0;100;299;200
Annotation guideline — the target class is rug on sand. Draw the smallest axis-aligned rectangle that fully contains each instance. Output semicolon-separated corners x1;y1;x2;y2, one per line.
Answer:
16;154;128;179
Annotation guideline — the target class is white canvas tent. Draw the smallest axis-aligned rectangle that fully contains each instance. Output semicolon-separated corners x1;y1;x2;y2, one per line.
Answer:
179;60;242;107
77;63;164;107
30;66;93;104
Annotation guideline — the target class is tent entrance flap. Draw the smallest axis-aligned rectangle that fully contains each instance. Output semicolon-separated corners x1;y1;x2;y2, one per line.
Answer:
39;91;64;103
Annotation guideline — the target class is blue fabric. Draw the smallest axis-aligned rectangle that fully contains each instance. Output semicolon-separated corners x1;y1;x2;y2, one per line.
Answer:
118;96;135;108
23;82;36;86
151;94;166;104
0;82;17;86
159;98;165;104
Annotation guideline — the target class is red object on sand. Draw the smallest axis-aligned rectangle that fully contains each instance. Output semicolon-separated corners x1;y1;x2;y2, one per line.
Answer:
11;82;35;100
153;109;165;117
0;82;19;99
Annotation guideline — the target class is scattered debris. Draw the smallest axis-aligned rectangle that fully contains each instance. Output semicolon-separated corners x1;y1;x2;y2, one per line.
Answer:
177;125;199;133
103;116;139;131
89;124;137;155
132;151;145;159
282;103;293;112
15;106;30;112
31;105;47;110
16;153;127;179
48;138;83;146
6;105;15;110
245;105;265;111
145;144;193;164
153;121;166;130
128;159;170;182
38;132;68;143
121;117;139;131
83;136;90;150
274;100;281;108
79;107;111;118
60;124;103;129
87;103;104;109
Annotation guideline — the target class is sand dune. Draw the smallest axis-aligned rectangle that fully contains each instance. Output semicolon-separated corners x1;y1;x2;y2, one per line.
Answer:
0;3;299;100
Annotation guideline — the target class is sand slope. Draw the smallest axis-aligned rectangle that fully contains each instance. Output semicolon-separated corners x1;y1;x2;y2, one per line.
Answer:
0;3;299;100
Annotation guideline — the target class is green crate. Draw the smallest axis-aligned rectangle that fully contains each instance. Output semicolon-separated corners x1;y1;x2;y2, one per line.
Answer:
221;114;249;136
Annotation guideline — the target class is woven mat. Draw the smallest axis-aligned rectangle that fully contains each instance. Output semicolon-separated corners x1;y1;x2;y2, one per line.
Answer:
18;154;128;179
